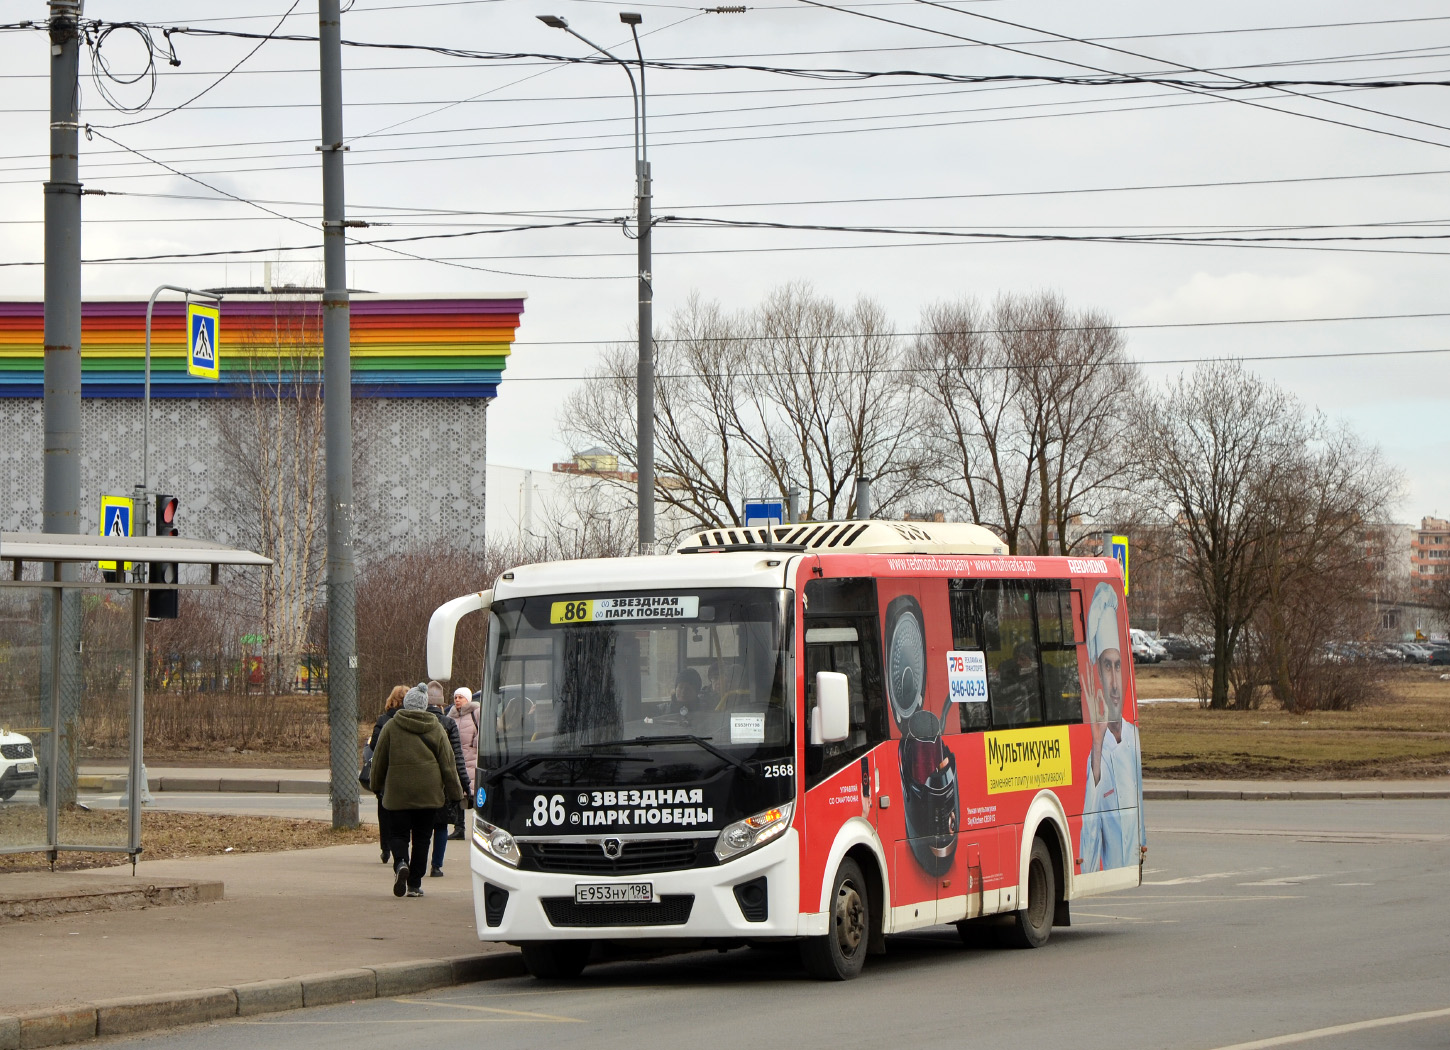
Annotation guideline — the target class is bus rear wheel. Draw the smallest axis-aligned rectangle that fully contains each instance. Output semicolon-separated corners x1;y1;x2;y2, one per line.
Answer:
801;858;869;980
1002;837;1055;949
519;940;592;979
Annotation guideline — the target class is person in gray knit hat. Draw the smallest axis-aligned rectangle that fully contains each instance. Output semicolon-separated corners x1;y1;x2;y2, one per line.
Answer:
370;682;465;897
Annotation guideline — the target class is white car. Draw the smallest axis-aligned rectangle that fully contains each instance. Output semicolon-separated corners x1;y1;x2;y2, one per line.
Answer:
0;728;39;801
1130;628;1166;664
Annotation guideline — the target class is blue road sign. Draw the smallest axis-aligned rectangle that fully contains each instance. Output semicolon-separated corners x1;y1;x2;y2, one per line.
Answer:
1110;534;1129;594
99;495;134;571
744;500;784;527
187;302;220;380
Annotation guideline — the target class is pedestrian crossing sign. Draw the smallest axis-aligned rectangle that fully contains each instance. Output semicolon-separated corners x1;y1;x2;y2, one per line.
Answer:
186;301;220;380
99;495;134;572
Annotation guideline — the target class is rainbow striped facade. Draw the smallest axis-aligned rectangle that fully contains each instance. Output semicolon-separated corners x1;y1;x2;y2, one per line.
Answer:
0;295;525;399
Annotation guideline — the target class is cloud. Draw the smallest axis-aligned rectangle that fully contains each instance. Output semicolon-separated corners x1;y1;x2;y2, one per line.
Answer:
1128;267;1378;324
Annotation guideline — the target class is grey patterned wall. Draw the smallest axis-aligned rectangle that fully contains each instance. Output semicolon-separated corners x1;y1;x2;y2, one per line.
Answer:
0;396;490;558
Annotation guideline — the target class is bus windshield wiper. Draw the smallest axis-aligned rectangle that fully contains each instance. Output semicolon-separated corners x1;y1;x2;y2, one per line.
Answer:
481;750;650;784
582;735;755;776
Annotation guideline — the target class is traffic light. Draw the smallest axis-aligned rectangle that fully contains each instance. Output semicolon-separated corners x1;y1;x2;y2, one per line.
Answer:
148;494;180;619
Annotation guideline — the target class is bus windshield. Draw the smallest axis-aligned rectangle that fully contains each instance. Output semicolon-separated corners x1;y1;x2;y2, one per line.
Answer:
483;588;793;771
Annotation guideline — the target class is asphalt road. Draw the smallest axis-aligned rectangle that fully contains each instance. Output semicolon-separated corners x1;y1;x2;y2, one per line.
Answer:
66;798;1449;1050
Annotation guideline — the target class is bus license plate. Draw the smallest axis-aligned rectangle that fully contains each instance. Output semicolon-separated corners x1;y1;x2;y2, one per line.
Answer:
575;882;653;904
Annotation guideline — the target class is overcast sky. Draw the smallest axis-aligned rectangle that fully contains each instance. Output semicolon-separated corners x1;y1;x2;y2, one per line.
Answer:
3;0;1448;522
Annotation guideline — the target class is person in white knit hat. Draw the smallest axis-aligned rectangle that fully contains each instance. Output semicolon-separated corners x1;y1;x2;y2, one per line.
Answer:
1079;582;1142;873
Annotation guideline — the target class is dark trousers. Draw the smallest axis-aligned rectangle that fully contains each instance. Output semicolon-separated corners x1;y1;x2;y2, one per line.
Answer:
430;822;448;871
380;806;439;890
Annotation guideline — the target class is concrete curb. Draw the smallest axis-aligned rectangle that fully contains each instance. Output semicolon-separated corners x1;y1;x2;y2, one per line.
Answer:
75;775;330;796
1145;787;1450;801
0;952;526;1049
0;881;224;925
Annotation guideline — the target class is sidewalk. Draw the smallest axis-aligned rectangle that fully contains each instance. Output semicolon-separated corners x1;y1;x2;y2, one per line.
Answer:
0;842;520;1040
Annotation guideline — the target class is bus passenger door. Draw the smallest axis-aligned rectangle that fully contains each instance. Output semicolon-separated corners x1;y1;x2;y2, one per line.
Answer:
800;576;890;918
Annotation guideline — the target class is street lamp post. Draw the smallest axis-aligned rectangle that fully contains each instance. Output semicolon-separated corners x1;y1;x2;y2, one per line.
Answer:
139;285;222;541
539;13;655;555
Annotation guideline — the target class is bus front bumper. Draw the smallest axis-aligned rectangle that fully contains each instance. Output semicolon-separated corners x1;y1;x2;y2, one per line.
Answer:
471;831;801;941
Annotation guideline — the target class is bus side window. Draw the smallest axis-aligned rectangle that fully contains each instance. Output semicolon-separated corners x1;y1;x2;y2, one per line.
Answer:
1036;585;1083;725
803;578;887;786
949;580;989;732
982;581;1044;729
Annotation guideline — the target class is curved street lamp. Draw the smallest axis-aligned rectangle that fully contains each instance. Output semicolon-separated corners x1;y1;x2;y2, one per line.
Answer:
539;13;656;555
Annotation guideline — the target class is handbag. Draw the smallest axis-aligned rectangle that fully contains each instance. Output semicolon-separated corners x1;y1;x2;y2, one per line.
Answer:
358;744;374;791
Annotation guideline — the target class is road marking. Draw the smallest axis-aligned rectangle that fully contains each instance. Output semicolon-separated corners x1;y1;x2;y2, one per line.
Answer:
1156;827;1448;844
1143;870;1263;886
240;1019;569;1025
1200;1005;1450;1049
393;998;583;1022
1089;895;1304;905
1070;912;1180;924
1142;870;1258;887
1238;874;1330;887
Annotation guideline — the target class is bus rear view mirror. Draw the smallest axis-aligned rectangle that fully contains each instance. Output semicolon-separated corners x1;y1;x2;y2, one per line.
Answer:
812;671;850;744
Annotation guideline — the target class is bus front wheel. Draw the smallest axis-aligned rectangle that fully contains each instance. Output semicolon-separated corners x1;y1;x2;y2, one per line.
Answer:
801;857;870;980
519;940;592;979
1002;838;1055;949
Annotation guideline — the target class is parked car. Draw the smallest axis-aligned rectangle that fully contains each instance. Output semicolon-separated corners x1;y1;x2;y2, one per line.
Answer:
1426;643;1450;666
1396;642;1433;664
1159;635;1204;661
1129;628;1166;664
0;728;38;801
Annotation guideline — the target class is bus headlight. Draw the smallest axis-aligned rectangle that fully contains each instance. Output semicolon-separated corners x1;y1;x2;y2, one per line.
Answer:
714;802;793;863
472;818;520;867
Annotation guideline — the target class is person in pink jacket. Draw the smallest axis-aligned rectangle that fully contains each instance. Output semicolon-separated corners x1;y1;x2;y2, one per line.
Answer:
447;686;480;840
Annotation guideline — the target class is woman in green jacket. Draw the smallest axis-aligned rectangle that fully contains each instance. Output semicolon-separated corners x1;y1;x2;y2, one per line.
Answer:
370;683;465;898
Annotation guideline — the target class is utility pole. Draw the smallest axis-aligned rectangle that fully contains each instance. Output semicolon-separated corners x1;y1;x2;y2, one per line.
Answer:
42;0;84;808
627;12;655;556
319;0;359;829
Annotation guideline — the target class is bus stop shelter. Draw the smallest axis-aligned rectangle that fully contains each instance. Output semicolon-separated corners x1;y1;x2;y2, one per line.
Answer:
0;532;270;870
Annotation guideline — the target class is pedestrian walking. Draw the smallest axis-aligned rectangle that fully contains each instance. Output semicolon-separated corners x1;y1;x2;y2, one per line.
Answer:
425;680;470;876
366;685;407;865
448;685;480;840
370;683;465;898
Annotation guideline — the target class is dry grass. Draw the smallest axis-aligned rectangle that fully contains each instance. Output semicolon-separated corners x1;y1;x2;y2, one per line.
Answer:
1136;664;1450;779
0;810;375;873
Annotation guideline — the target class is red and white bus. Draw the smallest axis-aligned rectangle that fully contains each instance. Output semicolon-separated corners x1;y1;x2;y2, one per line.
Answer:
427;520;1145;980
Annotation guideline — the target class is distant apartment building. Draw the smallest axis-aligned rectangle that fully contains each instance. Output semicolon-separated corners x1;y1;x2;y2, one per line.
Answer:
1410;516;1450;593
552;447;637;483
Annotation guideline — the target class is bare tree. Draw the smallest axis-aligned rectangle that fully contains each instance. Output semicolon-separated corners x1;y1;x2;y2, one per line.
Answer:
215;294;327;693
561;284;930;541
1136;360;1400;710
908;291;1138;553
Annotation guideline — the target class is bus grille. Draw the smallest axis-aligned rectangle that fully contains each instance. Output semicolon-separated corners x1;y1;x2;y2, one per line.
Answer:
542;895;694;928
520;839;710;876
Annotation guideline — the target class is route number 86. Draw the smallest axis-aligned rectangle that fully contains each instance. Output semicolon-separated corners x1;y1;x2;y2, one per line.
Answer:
532;793;566;826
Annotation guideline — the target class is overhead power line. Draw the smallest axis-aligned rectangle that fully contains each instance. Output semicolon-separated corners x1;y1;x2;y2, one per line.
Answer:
483;345;1450;383
792;0;1450;150
508;312;1450;346
908;0;1450;140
